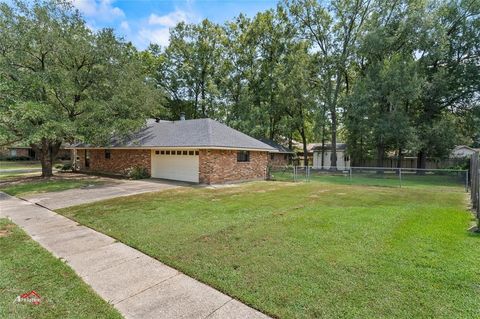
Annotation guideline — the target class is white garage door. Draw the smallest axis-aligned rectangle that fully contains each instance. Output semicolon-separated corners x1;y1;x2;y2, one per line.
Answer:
151;150;199;183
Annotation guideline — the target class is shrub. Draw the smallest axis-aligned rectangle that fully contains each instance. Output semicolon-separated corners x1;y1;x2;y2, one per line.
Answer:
5;156;31;161
125;166;150;179
61;163;72;171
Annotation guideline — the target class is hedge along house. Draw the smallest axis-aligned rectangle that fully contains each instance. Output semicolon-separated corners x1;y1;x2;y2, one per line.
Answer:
69;118;277;184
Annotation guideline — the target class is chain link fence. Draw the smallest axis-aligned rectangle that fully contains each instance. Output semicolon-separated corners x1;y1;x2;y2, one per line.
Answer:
268;165;469;190
470;152;479;228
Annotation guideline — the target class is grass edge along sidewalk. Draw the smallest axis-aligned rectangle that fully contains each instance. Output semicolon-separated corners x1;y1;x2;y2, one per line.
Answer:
0;218;122;319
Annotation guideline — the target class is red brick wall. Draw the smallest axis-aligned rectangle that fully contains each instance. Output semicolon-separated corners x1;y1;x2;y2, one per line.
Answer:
77;149;151;175
268;153;290;166
199;149;268;184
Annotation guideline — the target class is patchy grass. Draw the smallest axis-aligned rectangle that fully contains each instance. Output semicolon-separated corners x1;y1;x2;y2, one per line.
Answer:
58;181;480;318
0;172;41;180
0;161;42;170
0;176;105;196
0;219;121;319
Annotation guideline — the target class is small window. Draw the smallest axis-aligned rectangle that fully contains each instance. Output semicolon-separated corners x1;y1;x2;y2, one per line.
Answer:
176;150;182;155
105;149;111;159
270;153;275;160
166;150;170;155
160;150;165;155
195;151;199;155
183;150;188;155
284;154;288;160
155;150;160;155
189;150;194;155
237;150;250;162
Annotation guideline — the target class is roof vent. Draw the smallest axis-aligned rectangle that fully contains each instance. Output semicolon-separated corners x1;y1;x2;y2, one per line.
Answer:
180;112;186;121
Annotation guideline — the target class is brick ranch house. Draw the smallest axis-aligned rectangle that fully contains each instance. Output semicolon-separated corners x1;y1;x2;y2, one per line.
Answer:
68;118;278;184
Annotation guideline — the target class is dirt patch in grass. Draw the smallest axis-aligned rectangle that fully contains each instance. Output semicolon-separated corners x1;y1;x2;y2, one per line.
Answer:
0;224;15;238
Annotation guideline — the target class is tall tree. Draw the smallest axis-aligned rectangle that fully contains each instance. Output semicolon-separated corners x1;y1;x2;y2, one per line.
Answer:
286;0;373;169
414;0;480;167
0;0;165;177
157;20;225;119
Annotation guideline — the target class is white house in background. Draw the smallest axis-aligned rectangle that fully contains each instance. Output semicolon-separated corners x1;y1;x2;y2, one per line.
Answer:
451;145;479;158
312;143;351;169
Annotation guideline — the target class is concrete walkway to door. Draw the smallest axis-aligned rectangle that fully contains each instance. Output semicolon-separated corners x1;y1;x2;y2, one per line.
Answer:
0;192;270;319
21;176;184;210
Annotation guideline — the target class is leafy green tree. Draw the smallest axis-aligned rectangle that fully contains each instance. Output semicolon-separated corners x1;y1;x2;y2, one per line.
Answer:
156;20;225;119
286;0;373;169
0;0;165;177
414;0;480;167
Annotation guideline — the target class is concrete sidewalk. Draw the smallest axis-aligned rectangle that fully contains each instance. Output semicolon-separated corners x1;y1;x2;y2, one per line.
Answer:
0;192;270;319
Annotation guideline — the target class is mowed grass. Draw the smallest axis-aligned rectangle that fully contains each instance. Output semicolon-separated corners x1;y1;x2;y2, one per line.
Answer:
0;219;121;319
0;179;103;196
0;161;41;170
271;169;467;189
58;181;480;318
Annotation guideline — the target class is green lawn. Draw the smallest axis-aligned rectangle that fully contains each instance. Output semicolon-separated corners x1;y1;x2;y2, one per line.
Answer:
0;161;41;170
271;168;467;189
58;181;480;318
0;219;121;319
0;179;104;196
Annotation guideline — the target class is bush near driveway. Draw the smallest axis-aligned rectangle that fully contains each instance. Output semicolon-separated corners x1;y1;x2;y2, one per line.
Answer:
59;181;480;318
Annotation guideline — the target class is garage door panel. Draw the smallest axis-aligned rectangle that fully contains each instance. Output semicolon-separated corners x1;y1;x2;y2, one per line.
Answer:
151;153;199;183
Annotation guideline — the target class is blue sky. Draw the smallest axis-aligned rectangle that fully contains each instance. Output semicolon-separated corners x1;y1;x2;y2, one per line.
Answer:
71;0;278;49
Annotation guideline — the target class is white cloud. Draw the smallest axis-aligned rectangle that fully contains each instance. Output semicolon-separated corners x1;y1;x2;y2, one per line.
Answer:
148;10;190;27
135;8;199;48
138;27;171;47
71;0;124;21
120;21;130;31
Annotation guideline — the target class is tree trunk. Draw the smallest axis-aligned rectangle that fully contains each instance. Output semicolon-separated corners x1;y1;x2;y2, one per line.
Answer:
330;114;337;170
376;144;385;174
397;147;403;169
416;150;427;174
32;140;61;178
321;114;326;169
300;127;308;167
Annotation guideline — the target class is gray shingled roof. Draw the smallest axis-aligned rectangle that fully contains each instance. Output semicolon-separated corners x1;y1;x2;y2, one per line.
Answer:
74;118;277;151
259;139;295;154
312;143;347;151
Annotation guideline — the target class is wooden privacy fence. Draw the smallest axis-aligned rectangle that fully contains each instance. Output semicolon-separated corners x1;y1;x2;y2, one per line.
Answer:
470;152;480;226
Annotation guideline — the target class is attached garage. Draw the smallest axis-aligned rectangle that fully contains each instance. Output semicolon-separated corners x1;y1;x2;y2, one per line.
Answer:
151;149;199;183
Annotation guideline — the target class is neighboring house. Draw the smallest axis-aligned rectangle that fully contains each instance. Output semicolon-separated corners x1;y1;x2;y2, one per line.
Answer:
451;145;479;158
259;139;295;166
6;146;71;160
69;118;277;184
312;143;351;170
293;142;319;166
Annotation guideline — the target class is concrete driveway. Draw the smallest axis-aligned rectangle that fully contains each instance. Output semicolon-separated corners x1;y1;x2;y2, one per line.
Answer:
21;177;184;210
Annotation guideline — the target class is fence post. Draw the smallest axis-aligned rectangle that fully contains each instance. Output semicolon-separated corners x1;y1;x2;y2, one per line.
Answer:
465;170;469;193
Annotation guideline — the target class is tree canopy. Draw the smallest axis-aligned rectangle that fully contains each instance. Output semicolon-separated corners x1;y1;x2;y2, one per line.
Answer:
0;0;166;176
